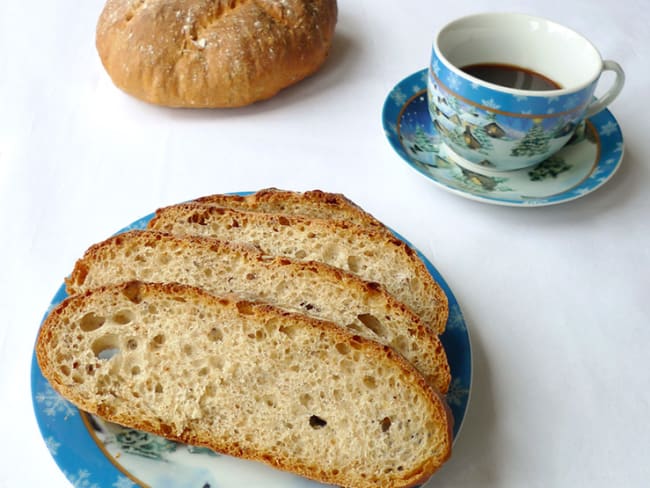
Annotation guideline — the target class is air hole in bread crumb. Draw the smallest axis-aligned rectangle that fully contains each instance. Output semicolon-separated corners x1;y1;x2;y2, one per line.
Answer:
236;302;254;315
309;415;327;429
347;255;361;273
122;282;144;304
198;367;208;376
335;343;350;355
381;417;392;432
155;383;163;394
79;313;105;332
279;325;298;337
357;314;387;338
60;365;70;376
391;335;409;352
126;339;138;351
363;376;377;389
148;304;158;314
246;272;256;280
112;310;135;325
295;250;307;259
278;216;290;226
299;393;312;408
158;253;171;265
183;344;193;356
131;366;141;376
150;334;165;349
92;335;121;360
208;327;223;342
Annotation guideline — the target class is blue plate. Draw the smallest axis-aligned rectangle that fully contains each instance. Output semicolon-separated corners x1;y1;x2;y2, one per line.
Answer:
383;69;624;207
31;201;471;488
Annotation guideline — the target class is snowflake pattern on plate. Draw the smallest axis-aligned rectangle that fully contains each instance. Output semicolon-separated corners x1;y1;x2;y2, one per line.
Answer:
383;69;624;207
31;206;472;488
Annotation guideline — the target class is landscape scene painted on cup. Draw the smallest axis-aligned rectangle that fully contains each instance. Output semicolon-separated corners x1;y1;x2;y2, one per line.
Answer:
396;86;597;195
426;68;592;170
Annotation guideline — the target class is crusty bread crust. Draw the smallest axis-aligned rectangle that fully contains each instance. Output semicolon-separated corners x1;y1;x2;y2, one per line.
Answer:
96;0;338;107
37;281;452;488
65;230;450;392
148;203;449;333
194;188;389;233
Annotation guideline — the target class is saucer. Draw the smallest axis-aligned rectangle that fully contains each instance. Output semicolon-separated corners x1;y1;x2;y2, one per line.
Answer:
382;69;624;207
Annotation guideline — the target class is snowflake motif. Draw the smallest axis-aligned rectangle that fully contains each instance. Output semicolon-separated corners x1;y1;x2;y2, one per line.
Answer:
386;122;397;136
120;216;150;232
36;384;76;420
64;469;100;488
575;186;593;197
593;165;607;177
596;176;610;185
391;87;407;106
547;95;560;104
446;73;461;91
480;98;501;110
515;94;528;102
575;186;595;196
546;108;556;114
445;304;465;331
445;378;470;407
614;142;623;153
45;436;61;456
420;70;429;86
563;96;580;111
523;199;550;206
470;82;480;90
113;476;136;488
604;157;618;166
520;109;533;115
432;60;441;76
600;121;618;137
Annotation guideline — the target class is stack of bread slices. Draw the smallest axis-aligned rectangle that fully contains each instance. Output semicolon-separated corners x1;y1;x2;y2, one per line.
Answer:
36;188;454;488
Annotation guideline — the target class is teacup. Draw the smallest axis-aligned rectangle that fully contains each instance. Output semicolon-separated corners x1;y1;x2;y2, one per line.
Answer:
427;12;625;172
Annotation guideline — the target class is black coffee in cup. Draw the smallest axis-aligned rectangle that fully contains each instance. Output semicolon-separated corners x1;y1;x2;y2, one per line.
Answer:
461;63;562;91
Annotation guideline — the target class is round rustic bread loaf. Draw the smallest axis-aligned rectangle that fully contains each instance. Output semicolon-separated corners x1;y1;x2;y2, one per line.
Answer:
96;0;338;107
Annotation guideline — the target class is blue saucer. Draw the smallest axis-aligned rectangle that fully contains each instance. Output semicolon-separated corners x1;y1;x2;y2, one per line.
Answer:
383;69;624;207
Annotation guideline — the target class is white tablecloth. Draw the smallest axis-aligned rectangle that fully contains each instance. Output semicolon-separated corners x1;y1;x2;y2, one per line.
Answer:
1;0;648;486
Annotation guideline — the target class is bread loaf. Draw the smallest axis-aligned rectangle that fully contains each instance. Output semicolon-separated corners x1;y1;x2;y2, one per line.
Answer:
148;203;449;333
66;230;450;392
194;188;390;233
36;281;452;488
96;0;338;107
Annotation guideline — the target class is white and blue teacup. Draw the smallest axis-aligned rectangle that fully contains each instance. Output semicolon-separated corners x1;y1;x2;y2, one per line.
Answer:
428;13;625;172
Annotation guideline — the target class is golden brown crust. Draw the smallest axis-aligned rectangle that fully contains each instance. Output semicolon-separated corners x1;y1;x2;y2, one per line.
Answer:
194;188;389;232
96;0;338;107
148;203;449;333
37;281;452;488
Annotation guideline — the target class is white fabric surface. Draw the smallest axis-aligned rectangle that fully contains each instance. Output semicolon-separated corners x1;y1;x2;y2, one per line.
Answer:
1;0;648;486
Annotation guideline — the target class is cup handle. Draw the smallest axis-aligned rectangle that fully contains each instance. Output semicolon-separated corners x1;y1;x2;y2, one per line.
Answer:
584;60;625;118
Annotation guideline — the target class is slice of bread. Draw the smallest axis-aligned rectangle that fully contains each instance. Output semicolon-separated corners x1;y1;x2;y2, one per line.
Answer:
194;188;389;233
36;281;452;488
65;230;450;393
148;204;449;334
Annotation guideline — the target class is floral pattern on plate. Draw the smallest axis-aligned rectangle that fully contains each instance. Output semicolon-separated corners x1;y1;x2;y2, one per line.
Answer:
383;69;624;206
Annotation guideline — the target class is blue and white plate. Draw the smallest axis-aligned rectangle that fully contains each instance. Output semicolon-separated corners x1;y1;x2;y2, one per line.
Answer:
383;69;624;207
31;202;471;488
